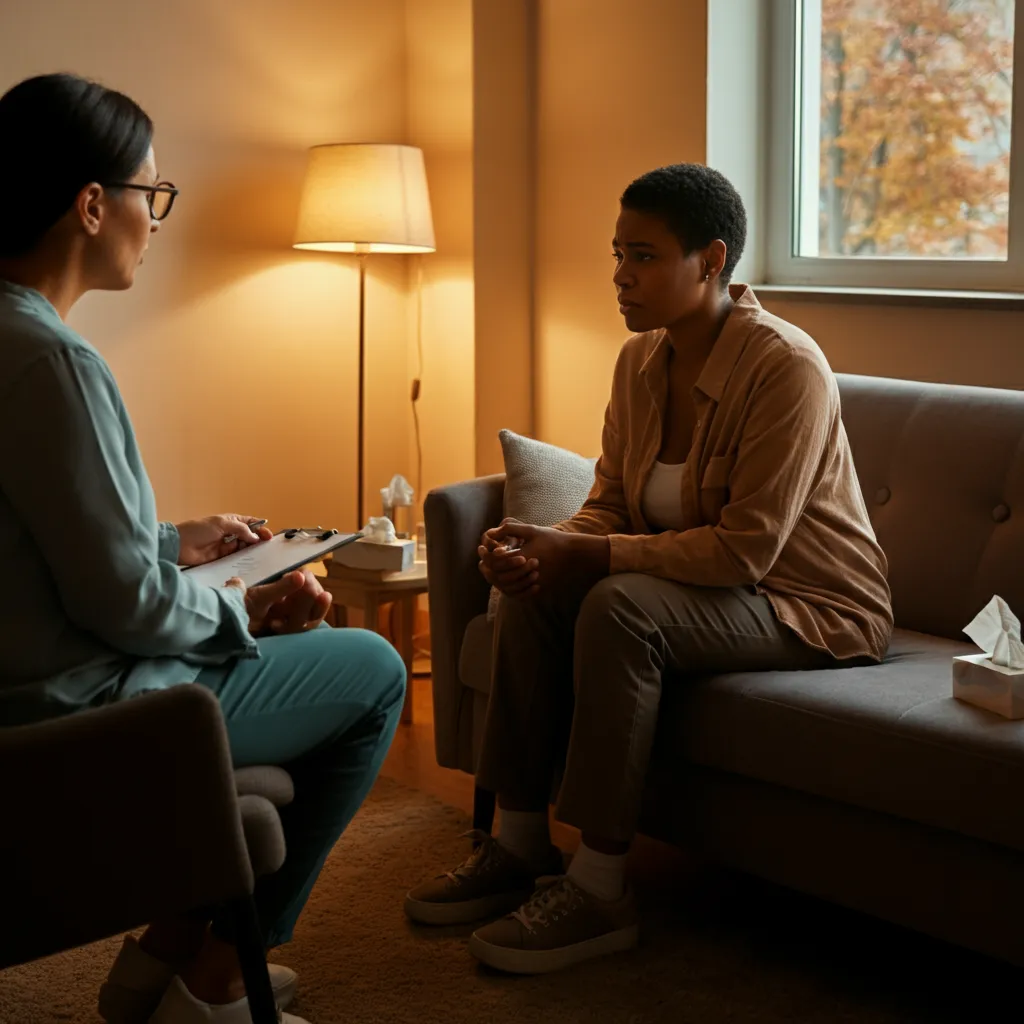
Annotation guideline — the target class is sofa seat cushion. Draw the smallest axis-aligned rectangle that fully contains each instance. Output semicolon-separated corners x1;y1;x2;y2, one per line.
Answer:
458;616;1024;852
669;629;1024;853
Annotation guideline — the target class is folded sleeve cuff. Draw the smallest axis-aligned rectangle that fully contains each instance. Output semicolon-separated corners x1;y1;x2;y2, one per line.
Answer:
157;521;180;564
182;585;259;665
608;533;643;574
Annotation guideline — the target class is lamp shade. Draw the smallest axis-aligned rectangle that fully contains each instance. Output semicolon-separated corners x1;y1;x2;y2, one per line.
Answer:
293;143;435;254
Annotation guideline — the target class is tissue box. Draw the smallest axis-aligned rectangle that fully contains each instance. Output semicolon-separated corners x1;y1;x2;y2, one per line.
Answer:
952;653;1024;719
331;536;415;574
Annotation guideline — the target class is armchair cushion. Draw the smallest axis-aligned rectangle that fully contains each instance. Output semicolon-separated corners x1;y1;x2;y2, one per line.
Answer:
234;766;295;807
424;475;505;771
237;794;287;878
0;686;253;969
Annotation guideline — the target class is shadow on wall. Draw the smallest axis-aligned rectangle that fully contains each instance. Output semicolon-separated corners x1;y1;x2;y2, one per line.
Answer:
146;0;409;309
155;141;309;309
184;0;406;146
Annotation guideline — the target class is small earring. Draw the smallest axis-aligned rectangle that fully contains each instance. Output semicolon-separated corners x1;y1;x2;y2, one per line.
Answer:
703;266;710;282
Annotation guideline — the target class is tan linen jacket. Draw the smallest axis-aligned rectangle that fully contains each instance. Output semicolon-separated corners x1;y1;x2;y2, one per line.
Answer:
558;285;893;662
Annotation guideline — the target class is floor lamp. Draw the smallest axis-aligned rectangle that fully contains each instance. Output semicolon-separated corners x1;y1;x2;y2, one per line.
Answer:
293;144;435;530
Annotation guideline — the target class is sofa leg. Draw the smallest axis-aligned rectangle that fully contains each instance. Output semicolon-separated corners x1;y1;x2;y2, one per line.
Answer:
228;895;278;1024
473;785;496;834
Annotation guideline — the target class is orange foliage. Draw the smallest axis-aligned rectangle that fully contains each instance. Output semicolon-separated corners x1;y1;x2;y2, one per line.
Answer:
819;0;1014;256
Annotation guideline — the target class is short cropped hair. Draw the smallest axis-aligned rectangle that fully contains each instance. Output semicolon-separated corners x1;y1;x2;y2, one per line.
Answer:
620;164;747;285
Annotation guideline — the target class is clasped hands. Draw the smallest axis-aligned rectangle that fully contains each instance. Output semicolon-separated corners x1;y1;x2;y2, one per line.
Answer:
478;518;610;598
176;514;331;637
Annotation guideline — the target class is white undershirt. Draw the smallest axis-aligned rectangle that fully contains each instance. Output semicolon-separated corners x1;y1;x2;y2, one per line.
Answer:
642;461;686;532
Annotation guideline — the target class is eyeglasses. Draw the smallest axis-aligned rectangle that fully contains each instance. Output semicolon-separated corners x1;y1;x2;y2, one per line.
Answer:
105;181;179;221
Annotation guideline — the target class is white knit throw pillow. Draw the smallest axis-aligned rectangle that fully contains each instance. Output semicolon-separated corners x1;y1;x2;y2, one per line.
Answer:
487;429;598;620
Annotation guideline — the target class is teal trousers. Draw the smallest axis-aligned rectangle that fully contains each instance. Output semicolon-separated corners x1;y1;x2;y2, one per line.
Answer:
196;625;406;947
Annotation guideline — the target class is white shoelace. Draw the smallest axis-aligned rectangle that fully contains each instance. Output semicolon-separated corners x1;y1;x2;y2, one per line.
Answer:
443;830;496;883
511;877;581;932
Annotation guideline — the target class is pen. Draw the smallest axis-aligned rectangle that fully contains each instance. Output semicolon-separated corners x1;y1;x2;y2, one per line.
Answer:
224;519;268;543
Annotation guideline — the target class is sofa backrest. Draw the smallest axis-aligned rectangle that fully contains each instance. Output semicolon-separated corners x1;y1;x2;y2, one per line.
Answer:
837;374;1024;641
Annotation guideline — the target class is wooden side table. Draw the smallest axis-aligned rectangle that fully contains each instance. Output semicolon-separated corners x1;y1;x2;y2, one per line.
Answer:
321;560;428;724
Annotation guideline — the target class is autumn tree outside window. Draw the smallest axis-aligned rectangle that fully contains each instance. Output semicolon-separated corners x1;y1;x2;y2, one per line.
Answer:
766;0;1024;291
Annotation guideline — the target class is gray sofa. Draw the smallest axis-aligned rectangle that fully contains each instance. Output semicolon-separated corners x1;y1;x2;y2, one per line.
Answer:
424;372;1024;967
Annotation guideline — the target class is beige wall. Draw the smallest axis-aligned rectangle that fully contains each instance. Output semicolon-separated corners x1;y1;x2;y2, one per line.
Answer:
405;0;476;516
472;0;537;475
534;0;708;457
1;0;477;532
760;298;1024;392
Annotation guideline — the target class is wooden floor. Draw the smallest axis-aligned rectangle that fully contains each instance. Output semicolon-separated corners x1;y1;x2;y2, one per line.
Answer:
379;675;479;819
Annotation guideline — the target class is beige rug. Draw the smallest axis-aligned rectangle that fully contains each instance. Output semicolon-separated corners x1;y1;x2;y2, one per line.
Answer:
1;776;1020;1024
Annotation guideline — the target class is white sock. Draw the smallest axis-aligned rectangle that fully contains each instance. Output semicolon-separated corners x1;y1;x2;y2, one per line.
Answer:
497;809;551;867
567;842;627;901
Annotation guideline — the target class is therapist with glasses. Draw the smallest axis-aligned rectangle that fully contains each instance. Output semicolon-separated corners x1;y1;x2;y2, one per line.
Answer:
107;179;180;220
0;73;405;1024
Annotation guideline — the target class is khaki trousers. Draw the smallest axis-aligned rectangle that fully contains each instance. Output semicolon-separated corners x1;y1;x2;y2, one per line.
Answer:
476;573;858;843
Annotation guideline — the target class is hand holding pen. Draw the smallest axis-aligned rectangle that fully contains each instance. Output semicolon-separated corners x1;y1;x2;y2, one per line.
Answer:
175;515;273;568
224;518;269;545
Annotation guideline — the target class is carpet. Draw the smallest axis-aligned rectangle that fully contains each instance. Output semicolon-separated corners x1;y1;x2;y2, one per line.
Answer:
1;775;1021;1024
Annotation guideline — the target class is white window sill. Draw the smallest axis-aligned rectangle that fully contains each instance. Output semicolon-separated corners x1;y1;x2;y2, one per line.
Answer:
753;284;1024;311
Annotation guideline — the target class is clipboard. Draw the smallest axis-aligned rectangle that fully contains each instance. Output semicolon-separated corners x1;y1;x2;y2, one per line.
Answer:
181;530;360;589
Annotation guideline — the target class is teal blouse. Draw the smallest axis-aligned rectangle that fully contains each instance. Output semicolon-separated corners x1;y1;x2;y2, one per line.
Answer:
0;280;257;725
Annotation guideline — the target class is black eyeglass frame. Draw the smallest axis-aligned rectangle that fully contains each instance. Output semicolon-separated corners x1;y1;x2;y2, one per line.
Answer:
104;181;179;221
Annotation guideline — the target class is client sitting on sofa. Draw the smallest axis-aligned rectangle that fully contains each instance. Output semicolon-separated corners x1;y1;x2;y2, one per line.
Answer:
405;163;894;975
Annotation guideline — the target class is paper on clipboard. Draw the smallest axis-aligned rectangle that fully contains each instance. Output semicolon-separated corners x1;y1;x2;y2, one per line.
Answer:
182;531;359;589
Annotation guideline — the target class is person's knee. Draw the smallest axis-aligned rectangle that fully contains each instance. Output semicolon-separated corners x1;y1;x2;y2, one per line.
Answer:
307;627;406;716
575;574;649;643
572;577;660;708
353;628;407;715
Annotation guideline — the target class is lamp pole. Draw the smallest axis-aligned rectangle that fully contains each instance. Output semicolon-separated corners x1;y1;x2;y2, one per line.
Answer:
356;250;368;532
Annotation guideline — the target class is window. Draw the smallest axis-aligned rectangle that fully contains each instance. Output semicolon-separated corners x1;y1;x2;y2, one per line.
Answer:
767;0;1024;291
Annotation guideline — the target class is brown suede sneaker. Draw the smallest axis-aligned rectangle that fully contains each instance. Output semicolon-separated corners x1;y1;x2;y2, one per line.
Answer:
404;830;564;926
468;876;639;974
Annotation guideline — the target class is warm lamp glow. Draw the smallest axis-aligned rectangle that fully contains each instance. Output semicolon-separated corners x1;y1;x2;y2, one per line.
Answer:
293;144;436;253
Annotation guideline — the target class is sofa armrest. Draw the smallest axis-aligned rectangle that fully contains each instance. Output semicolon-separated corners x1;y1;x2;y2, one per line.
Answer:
425;475;505;770
0;685;252;968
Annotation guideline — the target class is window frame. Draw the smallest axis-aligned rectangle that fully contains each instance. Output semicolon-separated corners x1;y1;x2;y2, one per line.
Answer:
766;0;1024;292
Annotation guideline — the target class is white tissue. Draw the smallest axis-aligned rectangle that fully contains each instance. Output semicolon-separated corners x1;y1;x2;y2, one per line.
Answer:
963;595;1024;670
361;517;397;544
381;474;414;508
